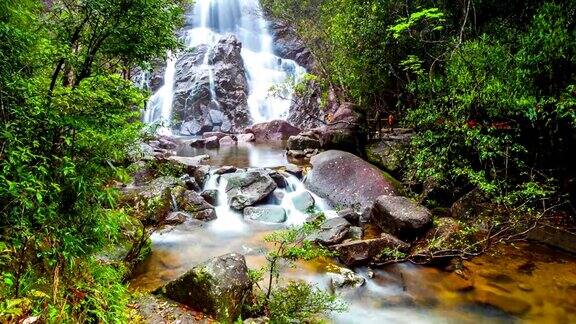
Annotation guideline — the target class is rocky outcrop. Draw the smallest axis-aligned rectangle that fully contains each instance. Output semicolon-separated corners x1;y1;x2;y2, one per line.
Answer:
172;35;250;135
371;195;432;240
269;21;314;70
245;120;301;142
305;150;399;212
330;234;409;266
154;253;252;321
366;129;413;173
172;187;217;221
222;170;277;210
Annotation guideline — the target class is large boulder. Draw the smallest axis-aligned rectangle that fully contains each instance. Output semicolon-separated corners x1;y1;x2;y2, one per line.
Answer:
244;205;287;223
305;150;399;212
222;171;277;210
154;253;252;322
291;191;315;211
287;135;321;151
366;130;413;173
371;195;432;239
120;176;183;224
330;234;409;266
269;21;314;70
245;120;301;142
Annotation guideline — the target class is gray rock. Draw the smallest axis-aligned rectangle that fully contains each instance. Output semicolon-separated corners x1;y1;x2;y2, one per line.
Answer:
189;138;205;148
154;253;252;321
205;136;220;149
215;165;237;175
193;165;211;187
201;189;219;205
338;208;360;225
305;150;399;213
244;205;287;223
287;135;321;151
308;217;350;246
237;133;255;142
246;120;300;141
120;176;183;224
222;171;277;210
328;267;365;290
371;195;432;239
347;226;363;241
291;191;315;212
172;187;217;221
180;174;200;191
158;137;178;150
284;163;303;178
219;135;237;146
164;212;188;225
330;234;409;266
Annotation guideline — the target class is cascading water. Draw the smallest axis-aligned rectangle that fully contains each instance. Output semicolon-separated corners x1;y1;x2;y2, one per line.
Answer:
144;0;306;131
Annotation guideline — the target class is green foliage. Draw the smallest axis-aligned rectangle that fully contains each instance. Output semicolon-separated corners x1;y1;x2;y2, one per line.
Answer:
0;0;185;321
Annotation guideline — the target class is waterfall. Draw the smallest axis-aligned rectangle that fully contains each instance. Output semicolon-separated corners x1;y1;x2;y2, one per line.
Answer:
144;0;306;131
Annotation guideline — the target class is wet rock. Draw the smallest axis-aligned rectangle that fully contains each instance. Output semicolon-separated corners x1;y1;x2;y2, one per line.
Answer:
371;195;432;239
305;150;399;213
473;289;531;316
291;191;315;212
172;187;217;221
308;217;350;246
193;165;211;187
338;208;360;225
167;155;210;172
287;149;306;159
154;253;252;321
201;189;219;205
164;211;188;225
246;120;301;141
451;189;491;220
222;171;277;210
413;217;460;254
270;21;314;70
331;234;409;266
219;135;237;146
158;137;178;150
180;174;201;191
264;169;287;188
287;135;321;151
244;205;287;223
205;136;220;149
237;133;255;142
134;294;214;324
284;163;303;178
215;165;237;175
328;266;365;290
189;138;205;148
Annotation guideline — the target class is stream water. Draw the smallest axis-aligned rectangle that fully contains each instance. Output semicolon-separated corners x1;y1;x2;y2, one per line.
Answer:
135;1;576;322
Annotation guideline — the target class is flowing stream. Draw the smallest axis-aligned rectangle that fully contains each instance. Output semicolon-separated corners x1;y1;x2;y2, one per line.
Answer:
134;1;576;322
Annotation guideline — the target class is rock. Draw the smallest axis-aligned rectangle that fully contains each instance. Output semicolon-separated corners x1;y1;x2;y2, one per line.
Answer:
305;150;399;212
154;253;252;321
337;208;360;225
308;217;350;246
474;289;531;316
205;136;220;149
203;131;229;140
193;165;211;187
371;195;432;239
291;191;315;212
201;189;219;205
244;205;287;223
164;211;188;225
219;135;237;146
287;135;321;151
527;225;576;254
222;171;277;210
328;266;365;290
270;21;314;70
267;170;287;188
450;189;491;220
284;163;303;178
237;133;255;142
167;155;210;171
180;174;201;191
366;132;413;173
246;120;301;141
120;176;182;224
287;150;306;159
330;234;409;266
347;226;363;240
244;317;270;324
215;165;237;175
172;187;217;221
134;294;214;324
158;137;178;150
190;138;205;148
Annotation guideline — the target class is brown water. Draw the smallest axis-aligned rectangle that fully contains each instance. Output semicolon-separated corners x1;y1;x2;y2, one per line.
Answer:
130;142;576;323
